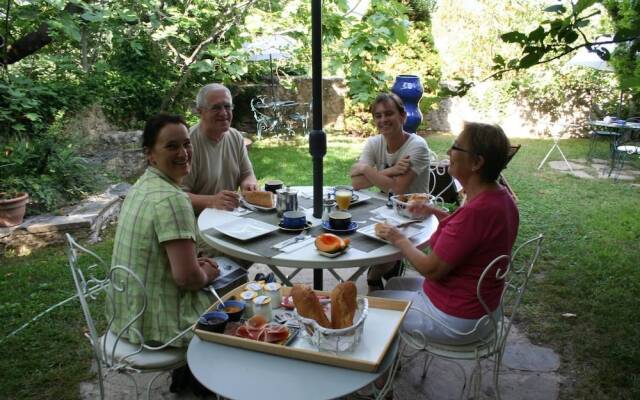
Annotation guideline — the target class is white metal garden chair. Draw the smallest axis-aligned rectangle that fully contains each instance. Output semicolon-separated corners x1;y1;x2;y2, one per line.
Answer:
66;233;191;400
399;234;544;400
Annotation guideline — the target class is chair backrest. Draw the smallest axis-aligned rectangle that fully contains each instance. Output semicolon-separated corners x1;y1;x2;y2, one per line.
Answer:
478;234;544;351
65;234;150;372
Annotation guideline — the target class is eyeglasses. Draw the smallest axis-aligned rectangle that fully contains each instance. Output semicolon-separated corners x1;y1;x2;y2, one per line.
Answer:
204;103;234;113
450;142;475;154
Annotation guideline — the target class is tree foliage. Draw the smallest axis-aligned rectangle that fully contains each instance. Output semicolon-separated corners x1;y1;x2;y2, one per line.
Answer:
444;0;639;102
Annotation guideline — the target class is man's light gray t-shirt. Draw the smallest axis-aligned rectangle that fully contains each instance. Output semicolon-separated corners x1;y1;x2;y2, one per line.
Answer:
182;125;254;195
359;134;430;194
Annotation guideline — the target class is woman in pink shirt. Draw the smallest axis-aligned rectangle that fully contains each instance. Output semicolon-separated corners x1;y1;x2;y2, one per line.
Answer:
375;122;519;345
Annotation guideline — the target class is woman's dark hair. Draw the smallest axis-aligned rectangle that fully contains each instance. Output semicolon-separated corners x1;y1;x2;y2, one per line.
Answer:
142;113;188;150
370;92;406;115
462;122;511;182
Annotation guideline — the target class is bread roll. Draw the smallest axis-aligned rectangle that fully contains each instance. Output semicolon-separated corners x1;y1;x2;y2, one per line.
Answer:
408;193;428;203
330;281;357;329
291;285;331;328
374;223;385;237
242;191;274;208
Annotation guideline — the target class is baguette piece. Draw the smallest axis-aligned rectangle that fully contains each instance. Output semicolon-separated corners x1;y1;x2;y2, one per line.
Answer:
242;191;274;208
291;285;331;328
330;281;357;329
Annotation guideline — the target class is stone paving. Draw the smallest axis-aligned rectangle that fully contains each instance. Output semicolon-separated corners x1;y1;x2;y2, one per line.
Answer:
545;157;640;183
80;266;562;400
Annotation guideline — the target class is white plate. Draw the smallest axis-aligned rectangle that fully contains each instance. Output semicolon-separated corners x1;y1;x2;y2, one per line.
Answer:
357;223;423;244
316;246;349;258
243;194;276;211
213;219;279;241
251;203;276;211
351;190;371;205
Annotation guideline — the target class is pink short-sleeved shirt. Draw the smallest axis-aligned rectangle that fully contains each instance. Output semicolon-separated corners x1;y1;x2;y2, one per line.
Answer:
424;187;519;319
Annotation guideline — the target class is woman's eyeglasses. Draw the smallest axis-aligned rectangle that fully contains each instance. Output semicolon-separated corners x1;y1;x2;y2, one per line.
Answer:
450;142;475;154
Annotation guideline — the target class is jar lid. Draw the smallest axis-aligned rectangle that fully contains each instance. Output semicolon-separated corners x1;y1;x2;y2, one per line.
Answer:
264;282;281;291
240;290;258;300
246;282;263;291
253;295;271;305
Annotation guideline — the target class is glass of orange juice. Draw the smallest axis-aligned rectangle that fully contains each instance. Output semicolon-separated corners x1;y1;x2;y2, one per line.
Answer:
335;189;353;211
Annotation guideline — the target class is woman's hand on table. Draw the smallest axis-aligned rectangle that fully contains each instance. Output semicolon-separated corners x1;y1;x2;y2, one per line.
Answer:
210;190;240;211
375;223;407;247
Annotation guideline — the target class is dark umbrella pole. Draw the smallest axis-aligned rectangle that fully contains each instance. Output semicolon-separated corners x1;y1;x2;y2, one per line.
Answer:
310;0;327;290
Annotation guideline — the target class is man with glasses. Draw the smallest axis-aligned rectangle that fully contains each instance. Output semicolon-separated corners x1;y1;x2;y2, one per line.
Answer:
183;83;258;213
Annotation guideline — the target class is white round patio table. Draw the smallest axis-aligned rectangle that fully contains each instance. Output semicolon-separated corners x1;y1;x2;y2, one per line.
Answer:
197;186;438;289
187;334;399;400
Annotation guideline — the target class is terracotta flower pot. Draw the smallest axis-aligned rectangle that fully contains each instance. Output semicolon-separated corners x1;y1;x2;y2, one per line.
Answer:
0;192;29;227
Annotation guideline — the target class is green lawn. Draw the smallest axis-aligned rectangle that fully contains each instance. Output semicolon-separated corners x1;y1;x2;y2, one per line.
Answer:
0;132;639;399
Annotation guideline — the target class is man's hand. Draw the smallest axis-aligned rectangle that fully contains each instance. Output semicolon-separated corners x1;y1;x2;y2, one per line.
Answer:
389;156;411;176
210;190;240;211
350;162;368;177
198;257;220;283
240;175;259;192
241;181;258;191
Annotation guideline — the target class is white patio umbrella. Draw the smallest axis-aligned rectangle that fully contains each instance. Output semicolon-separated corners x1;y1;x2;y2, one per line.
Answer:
566;43;615;71
566;39;621;116
242;34;296;100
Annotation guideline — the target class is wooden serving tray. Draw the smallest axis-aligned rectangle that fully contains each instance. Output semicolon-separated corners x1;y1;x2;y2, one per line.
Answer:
193;285;410;372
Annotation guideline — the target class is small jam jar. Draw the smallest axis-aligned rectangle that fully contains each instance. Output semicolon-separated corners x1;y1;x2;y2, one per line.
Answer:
245;282;264;295
263;282;282;309
253;295;273;321
240;290;258;318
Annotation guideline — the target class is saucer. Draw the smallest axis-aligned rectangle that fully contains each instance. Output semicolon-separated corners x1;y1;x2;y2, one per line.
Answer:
317;245;349;258
278;221;312;232
321;221;358;234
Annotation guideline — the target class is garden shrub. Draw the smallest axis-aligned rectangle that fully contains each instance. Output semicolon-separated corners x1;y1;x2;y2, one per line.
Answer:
0;125;107;216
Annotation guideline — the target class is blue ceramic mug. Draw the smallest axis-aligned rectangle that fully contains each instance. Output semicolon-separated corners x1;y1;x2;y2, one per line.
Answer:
282;211;306;229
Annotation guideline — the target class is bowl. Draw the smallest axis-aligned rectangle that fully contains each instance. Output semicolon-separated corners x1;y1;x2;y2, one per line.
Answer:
197;311;229;333
391;193;433;220
216;300;246;322
294;297;368;353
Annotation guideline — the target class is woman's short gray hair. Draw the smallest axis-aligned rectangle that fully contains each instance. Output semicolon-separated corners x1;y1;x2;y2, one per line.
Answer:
196;83;232;108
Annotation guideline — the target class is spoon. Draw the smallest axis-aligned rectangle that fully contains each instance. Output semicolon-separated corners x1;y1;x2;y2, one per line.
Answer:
208;286;226;308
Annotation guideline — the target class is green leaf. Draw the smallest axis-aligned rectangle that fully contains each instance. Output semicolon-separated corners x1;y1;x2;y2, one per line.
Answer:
80;11;106;23
24;113;41;122
190;60;215;73
619;77;640;89
528;26;546;42
492;54;505;66
544;5;566;14
519;52;543;68
575;19;590;28
501;31;527;44
563;30;579;44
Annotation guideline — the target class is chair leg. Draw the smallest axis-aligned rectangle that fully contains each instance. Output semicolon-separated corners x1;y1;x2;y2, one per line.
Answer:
492;354;503;400
146;371;167;400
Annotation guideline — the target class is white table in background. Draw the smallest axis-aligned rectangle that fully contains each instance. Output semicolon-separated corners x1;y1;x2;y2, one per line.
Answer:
187;335;399;400
198;187;438;289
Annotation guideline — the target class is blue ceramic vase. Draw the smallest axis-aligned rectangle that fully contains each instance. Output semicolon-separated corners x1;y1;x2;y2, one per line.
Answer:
391;75;423;134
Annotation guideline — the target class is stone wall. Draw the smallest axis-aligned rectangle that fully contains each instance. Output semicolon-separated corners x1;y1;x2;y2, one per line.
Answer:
0;184;130;256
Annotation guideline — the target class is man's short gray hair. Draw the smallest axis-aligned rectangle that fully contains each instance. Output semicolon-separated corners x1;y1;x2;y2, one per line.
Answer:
196;83;232;108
